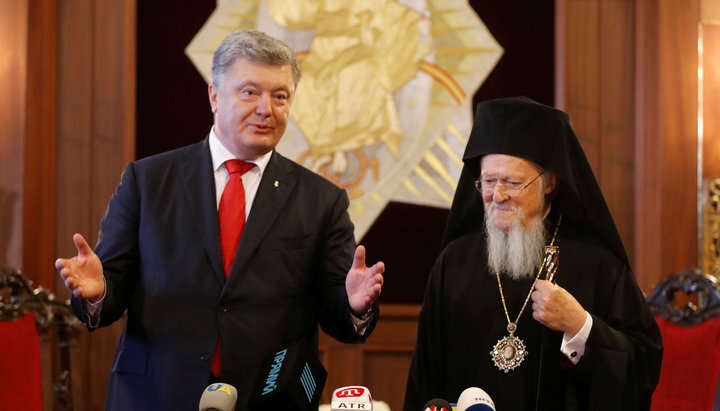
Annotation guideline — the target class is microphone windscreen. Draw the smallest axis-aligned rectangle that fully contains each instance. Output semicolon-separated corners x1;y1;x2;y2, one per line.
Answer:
422;398;452;411
456;387;495;411
248;339;327;411
199;383;238;411
331;386;373;410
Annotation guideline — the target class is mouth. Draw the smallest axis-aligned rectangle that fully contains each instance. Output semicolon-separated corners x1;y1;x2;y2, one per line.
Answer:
250;123;273;133
489;203;515;213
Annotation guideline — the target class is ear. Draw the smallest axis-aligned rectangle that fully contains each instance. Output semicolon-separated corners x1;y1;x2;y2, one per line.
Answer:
544;172;557;195
208;83;218;113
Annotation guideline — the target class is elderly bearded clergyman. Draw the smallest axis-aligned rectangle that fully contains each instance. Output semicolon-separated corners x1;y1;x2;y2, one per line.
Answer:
404;97;662;411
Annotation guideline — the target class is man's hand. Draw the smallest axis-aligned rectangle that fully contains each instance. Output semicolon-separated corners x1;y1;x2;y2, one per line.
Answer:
531;279;586;337
55;233;105;301
345;245;385;317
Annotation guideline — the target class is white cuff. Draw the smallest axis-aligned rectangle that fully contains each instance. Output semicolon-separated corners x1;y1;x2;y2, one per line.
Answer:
560;311;593;365
82;277;106;327
350;310;373;336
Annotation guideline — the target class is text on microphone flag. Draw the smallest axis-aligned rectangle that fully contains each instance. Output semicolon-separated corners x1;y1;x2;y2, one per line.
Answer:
207;384;234;396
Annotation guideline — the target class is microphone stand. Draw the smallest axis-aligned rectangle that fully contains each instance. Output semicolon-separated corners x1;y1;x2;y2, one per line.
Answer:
535;246;559;411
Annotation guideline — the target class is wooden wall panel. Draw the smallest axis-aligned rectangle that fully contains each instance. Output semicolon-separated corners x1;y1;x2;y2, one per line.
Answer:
658;1;701;276
55;1;136;409
0;0;28;270
56;2;104;408
559;0;707;292
319;304;420;410
702;24;720;180
56;0;94;263
24;0;57;290
704;0;720;18
634;0;663;291
599;0;636;263
561;0;601;170
0;4;62;406
635;0;701;290
558;0;637;275
364;350;414;409
701;5;720;275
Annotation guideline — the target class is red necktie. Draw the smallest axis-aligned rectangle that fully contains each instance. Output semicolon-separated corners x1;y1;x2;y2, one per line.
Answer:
212;159;254;377
218;159;255;277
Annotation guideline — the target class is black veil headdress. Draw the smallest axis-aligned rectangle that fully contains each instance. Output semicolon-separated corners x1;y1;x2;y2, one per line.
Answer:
443;96;629;267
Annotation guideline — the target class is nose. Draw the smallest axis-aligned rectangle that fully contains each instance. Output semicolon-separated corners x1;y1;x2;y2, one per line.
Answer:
256;93;272;116
491;185;509;203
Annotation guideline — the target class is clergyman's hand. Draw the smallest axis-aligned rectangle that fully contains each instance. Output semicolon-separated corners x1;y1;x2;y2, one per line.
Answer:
55;233;105;302
345;245;385;317
531;279;586;338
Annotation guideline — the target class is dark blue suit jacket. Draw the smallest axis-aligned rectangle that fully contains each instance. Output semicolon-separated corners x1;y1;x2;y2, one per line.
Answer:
71;138;377;410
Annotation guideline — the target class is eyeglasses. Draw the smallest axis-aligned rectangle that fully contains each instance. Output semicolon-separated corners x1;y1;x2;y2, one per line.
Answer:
474;171;546;196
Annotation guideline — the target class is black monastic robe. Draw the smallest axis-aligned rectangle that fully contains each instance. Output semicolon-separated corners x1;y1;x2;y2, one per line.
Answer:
404;217;662;410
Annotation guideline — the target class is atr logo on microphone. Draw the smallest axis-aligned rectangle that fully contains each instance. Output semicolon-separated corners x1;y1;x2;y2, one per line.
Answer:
334;403;370;409
207;383;234;396
331;385;372;411
337;387;366;398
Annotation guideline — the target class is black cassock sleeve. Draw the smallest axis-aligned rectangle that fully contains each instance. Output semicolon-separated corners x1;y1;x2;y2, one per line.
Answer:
403;252;449;411
568;262;663;410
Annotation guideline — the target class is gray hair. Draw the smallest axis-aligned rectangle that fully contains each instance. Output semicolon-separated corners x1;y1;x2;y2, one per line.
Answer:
211;29;301;89
485;209;549;280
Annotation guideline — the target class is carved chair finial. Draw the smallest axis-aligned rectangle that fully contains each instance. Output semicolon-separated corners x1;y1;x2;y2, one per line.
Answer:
647;268;720;327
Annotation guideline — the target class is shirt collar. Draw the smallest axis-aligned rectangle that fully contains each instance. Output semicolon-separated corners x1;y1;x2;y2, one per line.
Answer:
209;127;272;174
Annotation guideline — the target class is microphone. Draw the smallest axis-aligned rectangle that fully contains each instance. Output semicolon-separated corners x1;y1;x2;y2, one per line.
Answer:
422;398;452;411
456;387;495;411
199;383;238;411
330;386;373;410
248;339;327;410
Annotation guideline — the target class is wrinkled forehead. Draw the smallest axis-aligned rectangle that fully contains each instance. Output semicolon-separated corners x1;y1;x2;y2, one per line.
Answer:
479;153;544;176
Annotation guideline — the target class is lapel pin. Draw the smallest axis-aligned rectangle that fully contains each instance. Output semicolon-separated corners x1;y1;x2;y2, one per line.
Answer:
274;180;279;188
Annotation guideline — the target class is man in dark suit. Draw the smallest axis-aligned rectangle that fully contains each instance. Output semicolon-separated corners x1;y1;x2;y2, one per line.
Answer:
55;29;385;410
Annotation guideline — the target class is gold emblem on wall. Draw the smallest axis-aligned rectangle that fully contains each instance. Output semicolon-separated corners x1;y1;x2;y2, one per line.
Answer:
186;0;502;238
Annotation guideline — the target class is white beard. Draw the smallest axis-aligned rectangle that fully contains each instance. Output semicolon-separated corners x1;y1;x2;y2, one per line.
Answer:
485;209;549;280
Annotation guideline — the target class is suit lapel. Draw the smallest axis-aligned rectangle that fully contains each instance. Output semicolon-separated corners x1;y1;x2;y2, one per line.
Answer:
226;151;296;287
178;138;225;285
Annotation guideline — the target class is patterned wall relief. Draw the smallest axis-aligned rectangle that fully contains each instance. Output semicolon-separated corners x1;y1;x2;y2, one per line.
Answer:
186;0;503;238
